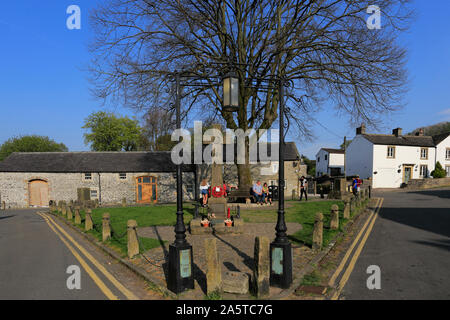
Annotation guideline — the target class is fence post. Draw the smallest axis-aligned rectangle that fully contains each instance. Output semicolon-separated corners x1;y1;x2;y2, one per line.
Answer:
127;220;139;258
205;238;222;295
85;209;93;231
74;207;81;225
253;236;270;298
67;206;73;220
122;198;127;208
102;213;111;242
62;204;67;217
312;212;323;250
330;204;339;230
1;201;5;210
343;198;350;219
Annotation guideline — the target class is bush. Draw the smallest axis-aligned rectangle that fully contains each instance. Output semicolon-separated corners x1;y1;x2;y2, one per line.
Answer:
431;162;446;179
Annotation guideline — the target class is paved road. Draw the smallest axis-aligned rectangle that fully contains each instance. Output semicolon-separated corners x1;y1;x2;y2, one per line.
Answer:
341;188;450;300
0;209;158;300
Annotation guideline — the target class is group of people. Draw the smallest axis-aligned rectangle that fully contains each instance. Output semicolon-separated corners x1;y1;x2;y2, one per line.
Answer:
199;179;232;207
251;180;273;205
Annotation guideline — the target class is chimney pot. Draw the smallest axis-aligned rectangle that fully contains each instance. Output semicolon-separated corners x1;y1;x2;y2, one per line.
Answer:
356;124;366;135
393;128;403;137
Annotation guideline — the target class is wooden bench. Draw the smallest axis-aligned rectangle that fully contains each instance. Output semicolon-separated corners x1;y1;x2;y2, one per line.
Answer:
227;187;256;203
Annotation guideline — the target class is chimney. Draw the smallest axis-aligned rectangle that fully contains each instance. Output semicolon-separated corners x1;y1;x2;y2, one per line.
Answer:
392;128;403;137
356;124;366;135
415;128;424;136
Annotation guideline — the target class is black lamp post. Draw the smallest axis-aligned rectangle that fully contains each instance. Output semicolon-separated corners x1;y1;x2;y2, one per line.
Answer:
167;72;194;294
269;79;293;288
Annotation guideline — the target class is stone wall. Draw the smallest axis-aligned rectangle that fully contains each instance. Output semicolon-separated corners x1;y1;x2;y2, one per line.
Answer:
406;177;450;189
0;172;194;209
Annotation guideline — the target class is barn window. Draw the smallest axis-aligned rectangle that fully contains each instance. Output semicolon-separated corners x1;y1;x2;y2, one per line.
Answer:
90;189;98;199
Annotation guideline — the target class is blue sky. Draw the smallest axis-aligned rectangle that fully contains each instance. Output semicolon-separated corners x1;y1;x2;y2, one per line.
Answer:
0;1;449;159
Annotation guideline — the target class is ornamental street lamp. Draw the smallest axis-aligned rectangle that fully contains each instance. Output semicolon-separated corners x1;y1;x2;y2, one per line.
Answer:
269;79;293;289
168;72;194;294
222;71;239;113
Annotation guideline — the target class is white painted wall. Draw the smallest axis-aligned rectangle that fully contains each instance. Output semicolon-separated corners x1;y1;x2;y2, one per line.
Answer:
346;135;373;180
329;153;344;170
372;144;436;188
315;149;329;177
435;135;450;177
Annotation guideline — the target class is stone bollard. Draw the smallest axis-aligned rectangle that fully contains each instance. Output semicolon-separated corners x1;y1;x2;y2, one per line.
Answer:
1;201;5;210
122;198;127;208
62;205;67;217
343;199;350;219
67;206;73;220
253;236;270;298
102;213;111;242
85;209;93;231
57;201;62;213
292;189;297;201
127;220;139;259
95;199;99;208
312;212;323;250
74;208;81;225
330;204;339;230
205;238;222;294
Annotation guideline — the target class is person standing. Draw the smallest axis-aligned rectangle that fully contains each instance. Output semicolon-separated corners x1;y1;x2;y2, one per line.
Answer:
352;176;359;198
299;176;308;201
200;179;210;207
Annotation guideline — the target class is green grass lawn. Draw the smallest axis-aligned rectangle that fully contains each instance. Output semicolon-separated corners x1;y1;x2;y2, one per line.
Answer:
53;199;368;254
240;199;368;248
54;203;196;257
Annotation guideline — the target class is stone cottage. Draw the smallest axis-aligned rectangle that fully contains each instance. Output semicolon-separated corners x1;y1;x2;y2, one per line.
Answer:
0;142;306;208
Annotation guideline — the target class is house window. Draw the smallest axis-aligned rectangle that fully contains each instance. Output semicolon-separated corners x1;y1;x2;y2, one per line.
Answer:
420;148;428;160
419;165;428;178
317;157;320;162
90;189;98;199
119;173;127;180
446;148;450;160
324;155;328;161
387;146;395;158
84;173;92;180
446;166;450;177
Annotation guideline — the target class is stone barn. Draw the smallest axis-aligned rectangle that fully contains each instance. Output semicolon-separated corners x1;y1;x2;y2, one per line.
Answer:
0;142;306;209
0;152;196;208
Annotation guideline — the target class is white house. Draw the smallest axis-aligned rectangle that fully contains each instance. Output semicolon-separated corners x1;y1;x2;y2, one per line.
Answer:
346;125;450;188
315;148;345;177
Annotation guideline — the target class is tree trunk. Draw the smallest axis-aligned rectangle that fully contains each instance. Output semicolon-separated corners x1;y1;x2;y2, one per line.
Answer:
237;163;252;189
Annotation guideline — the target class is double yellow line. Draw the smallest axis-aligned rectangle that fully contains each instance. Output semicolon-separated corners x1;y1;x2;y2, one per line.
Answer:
36;212;138;300
329;198;384;300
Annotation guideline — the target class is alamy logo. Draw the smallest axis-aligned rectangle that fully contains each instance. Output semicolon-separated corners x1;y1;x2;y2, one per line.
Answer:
170;121;280;175
366;5;381;30
66;5;81;30
66;265;81;290
366;265;381;290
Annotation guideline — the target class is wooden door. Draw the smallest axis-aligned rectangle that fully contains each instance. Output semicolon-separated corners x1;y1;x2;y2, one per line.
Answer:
403;166;413;184
29;180;49;207
136;176;157;204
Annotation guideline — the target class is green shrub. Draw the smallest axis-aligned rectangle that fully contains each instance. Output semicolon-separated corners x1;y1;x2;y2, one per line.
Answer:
431;162;446;178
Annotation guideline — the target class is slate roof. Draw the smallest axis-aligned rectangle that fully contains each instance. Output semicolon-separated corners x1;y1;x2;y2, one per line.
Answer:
0;142;300;173
0;152;195;173
321;148;345;154
362;134;436;147
432;132;450;145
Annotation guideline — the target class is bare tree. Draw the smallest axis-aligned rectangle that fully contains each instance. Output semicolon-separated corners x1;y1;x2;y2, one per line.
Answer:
89;0;412;187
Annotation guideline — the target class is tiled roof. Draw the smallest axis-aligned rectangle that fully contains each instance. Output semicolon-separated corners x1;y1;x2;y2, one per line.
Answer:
321;148;345;154
432;132;450;145
0;142;300;173
362;134;436;147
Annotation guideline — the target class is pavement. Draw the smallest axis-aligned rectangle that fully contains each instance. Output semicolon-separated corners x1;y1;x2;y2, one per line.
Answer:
0;209;164;300
338;187;450;300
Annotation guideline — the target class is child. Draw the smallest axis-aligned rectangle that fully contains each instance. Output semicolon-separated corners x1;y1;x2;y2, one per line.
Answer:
200;179;210;207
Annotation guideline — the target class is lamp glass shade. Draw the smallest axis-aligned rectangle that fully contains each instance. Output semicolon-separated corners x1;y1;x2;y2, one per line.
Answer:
223;74;239;108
